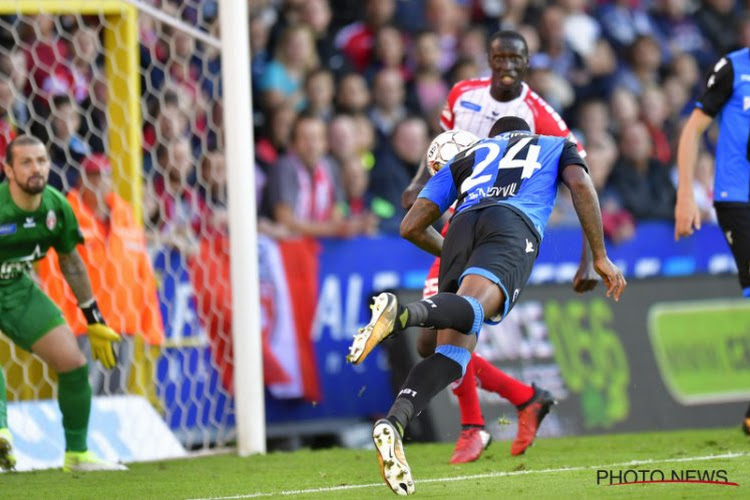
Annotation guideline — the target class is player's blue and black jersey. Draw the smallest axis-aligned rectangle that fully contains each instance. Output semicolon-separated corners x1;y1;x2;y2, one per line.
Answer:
696;47;750;203
418;131;587;239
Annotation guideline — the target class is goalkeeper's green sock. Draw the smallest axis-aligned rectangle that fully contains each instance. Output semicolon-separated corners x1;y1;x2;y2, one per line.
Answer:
57;364;91;452
0;367;7;428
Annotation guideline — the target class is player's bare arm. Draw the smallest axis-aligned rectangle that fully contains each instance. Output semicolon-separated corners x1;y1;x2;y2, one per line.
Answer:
562;164;626;301
400;198;443;257
572;238;599;293
675;109;712;240
57;249;95;304
401;158;431;209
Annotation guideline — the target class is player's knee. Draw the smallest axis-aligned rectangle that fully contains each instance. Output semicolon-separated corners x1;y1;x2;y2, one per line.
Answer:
54;351;87;374
416;329;436;358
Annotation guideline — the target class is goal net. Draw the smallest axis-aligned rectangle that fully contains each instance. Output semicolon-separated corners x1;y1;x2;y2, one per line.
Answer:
0;0;249;465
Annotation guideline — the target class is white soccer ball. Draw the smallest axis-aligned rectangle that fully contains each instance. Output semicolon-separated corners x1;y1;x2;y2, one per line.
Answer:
426;129;479;176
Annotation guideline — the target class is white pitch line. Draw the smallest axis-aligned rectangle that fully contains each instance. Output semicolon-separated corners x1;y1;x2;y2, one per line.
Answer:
187;451;748;500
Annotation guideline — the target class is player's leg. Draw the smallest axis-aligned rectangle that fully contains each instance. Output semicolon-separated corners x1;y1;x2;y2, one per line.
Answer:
0;367;15;471
715;203;750;434
462;206;556;455
31;324;127;471
373;274;500;495
31;324;90;449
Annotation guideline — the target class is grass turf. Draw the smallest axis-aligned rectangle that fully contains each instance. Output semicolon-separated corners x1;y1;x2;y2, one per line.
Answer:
2;427;748;499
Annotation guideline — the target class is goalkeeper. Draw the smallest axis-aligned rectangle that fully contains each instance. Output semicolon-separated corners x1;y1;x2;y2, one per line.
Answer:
0;135;125;472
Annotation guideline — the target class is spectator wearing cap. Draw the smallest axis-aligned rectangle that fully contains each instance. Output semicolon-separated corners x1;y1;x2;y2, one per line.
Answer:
37;154;165;397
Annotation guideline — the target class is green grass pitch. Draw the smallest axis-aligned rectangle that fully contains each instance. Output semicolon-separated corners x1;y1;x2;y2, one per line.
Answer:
3;427;749;499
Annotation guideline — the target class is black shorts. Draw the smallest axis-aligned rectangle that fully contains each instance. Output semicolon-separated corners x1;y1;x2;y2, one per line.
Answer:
439;204;540;323
715;202;750;291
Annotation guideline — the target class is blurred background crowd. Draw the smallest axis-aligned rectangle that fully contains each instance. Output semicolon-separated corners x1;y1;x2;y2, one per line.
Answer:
0;0;745;249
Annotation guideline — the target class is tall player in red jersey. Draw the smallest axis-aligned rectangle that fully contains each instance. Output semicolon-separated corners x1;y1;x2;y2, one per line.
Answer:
402;30;599;464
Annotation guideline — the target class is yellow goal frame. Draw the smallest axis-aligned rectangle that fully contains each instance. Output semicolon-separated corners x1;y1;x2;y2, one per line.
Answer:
0;0;142;221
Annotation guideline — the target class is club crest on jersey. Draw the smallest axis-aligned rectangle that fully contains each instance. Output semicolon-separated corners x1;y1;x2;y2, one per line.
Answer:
459;100;481;111
46;209;57;230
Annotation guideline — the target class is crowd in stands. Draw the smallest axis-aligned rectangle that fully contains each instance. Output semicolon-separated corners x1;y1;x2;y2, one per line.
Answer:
0;0;746;251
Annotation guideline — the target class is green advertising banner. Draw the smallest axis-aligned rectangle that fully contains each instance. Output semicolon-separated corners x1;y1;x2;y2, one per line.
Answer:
649;300;750;405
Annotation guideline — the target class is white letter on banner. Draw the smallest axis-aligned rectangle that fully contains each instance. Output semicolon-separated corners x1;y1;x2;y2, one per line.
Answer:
311;275;342;342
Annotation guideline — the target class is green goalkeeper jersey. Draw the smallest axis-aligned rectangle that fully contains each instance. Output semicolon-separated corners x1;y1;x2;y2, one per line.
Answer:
0;182;83;282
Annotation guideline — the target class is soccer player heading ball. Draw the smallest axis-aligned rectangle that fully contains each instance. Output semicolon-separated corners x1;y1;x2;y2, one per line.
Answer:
0;135;125;472
351;116;626;495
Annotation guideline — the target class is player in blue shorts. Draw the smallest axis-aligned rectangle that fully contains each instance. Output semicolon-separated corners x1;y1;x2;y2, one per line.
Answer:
675;47;750;435
356;116;626;495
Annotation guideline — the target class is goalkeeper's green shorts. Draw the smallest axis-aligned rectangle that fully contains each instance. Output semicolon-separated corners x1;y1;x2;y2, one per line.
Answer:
0;273;67;351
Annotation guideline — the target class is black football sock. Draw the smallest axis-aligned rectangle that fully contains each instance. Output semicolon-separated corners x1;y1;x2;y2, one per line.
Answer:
386;351;464;436
394;293;483;334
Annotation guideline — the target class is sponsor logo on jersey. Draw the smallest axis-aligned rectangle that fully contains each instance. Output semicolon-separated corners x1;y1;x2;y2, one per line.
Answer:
459;100;482;111
46;210;57;230
23;217;36;228
0;223;16;236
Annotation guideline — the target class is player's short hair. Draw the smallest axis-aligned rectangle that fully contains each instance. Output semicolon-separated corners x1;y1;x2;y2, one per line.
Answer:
5;134;45;165
490;116;531;136
487;30;528;56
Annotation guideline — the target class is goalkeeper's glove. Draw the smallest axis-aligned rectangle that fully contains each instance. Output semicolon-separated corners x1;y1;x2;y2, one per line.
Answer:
80;299;121;369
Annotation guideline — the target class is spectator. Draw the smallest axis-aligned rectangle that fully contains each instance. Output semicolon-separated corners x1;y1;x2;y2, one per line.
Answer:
651;0;713;67
411;31;442;76
575;98;612;140
559;0;602;59
339;156;379;235
267;113;367;237
48;94;90;192
256;102;297;169
596;0;658;52
249;8;272;105
609;121;676;220
424;0;465;73
0;75;17;161
37;154;165;395
142;91;190;174
696;0;738;55
0;49;30;129
661;75;692;119
335;72;371;114
328;114;360;166
260;24;319;111
669;52;701;97
587;130;636;243
302;0;347;75
640;85;673;165
335;0;396;71
534;4;582;85
368;67;407;139
609;86;640;134
365;25;409;84
457;27;489;77
303;68;335;122
616;34;663;96
369;116;429;233
146;136;204;256
448;56;480;86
